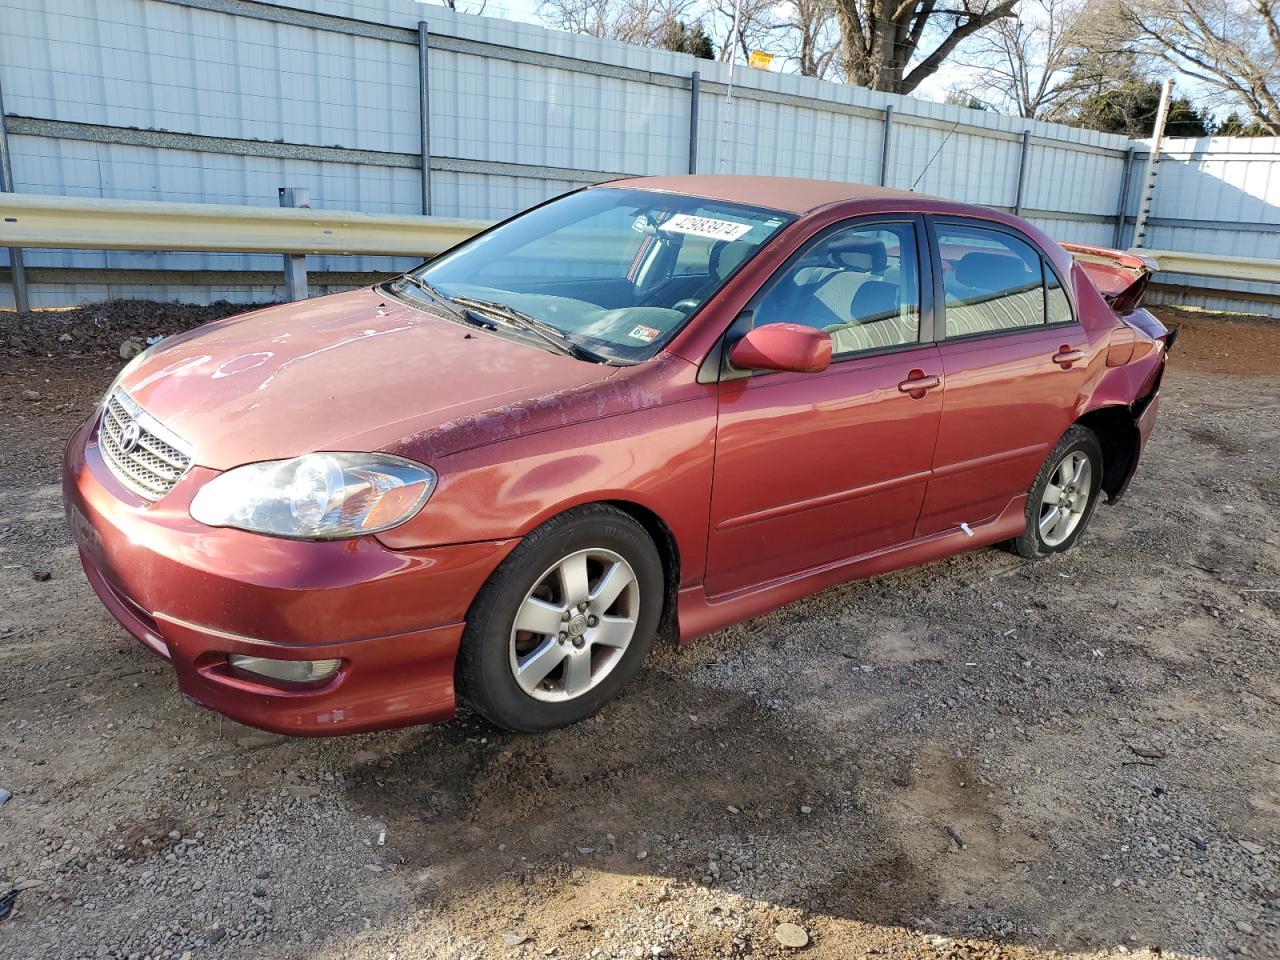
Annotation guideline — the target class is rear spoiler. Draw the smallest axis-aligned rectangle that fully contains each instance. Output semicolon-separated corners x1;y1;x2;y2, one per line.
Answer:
1061;243;1158;315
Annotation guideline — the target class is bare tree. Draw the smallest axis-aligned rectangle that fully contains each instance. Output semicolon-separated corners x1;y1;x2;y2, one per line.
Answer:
537;0;617;39
831;0;1019;94
540;0;1016;90
1124;0;1280;133
538;0;704;46
957;0;1127;119
776;0;844;77
542;0;836;75
701;0;840;78
705;0;780;64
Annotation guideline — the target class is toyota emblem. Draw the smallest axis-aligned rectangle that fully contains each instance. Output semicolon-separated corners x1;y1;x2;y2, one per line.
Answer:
119;421;143;454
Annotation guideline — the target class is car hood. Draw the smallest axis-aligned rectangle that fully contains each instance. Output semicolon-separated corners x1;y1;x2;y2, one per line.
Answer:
117;287;620;470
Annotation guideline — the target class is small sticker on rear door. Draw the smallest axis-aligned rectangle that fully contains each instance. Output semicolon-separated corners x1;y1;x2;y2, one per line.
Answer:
658;214;753;242
628;324;661;343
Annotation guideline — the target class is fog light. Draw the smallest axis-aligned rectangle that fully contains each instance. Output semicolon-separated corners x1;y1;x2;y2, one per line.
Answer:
228;655;340;685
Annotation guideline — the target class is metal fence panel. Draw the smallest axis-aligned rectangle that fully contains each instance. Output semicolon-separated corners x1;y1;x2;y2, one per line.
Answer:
1;0;1274;315
1128;137;1280;316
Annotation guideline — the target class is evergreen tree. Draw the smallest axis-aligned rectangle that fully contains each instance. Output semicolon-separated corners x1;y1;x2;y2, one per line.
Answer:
1214;112;1272;137
657;19;716;59
1073;77;1214;137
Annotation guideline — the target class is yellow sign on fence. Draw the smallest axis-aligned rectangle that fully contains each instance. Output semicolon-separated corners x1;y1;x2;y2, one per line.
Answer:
748;50;774;70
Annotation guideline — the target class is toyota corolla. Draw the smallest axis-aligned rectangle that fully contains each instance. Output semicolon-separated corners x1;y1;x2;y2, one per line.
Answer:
64;175;1173;734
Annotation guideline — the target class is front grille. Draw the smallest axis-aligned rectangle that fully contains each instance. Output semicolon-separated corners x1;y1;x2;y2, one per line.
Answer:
99;390;194;501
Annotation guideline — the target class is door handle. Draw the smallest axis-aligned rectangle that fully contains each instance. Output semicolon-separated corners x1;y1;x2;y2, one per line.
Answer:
898;371;941;397
1052;346;1085;368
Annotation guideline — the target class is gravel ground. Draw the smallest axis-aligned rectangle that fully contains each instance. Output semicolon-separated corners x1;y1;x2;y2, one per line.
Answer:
0;302;1277;960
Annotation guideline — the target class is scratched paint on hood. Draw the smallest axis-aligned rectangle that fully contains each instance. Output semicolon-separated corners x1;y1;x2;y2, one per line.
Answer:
115;287;622;471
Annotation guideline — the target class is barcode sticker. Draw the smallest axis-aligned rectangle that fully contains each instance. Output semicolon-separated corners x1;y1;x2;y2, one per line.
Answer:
658;214;753;242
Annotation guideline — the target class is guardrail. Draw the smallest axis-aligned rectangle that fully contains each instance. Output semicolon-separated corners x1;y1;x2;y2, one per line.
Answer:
1139;249;1280;286
0;193;490;256
2;192;1278;306
0;192;493;302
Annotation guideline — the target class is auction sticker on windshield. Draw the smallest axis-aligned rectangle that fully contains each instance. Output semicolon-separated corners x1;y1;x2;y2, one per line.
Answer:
659;214;753;242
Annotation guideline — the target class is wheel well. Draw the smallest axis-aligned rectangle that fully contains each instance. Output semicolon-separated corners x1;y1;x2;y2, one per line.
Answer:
1076;406;1138;501
603;500;681;644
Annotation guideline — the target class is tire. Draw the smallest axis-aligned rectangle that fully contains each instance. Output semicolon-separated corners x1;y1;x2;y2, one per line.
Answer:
457;504;664;733
1011;425;1104;560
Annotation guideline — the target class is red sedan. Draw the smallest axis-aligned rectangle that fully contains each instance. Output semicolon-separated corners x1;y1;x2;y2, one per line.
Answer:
64;176;1172;735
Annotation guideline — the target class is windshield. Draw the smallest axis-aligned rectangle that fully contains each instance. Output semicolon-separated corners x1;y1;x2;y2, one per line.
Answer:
396;188;792;362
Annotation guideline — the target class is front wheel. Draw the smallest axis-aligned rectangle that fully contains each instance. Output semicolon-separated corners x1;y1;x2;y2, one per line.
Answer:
457;504;664;732
1012;425;1103;560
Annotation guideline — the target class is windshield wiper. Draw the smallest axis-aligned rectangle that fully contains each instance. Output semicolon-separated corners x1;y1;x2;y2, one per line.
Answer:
449;295;607;363
394;274;473;324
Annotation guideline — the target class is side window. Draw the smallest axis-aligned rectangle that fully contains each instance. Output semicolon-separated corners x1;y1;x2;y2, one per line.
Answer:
753;222;922;356
937;225;1046;338
1046;265;1072;324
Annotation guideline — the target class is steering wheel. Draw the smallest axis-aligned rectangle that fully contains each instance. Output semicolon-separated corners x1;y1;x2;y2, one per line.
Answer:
672;297;701;314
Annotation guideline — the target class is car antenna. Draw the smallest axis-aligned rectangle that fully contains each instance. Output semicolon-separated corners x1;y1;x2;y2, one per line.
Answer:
910;118;963;192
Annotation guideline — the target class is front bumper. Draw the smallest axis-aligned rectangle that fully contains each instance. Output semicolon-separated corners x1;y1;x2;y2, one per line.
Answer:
64;414;518;735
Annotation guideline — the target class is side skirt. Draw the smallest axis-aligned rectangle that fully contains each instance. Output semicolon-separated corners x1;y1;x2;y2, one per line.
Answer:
675;495;1028;643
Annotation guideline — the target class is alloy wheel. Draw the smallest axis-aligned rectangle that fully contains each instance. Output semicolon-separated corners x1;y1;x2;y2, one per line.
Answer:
1038;450;1092;547
508;548;640;703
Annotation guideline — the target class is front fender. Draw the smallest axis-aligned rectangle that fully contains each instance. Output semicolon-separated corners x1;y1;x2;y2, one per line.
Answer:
375;395;718;587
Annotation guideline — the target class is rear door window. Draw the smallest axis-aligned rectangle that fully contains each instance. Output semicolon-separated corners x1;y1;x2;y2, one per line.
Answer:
936;225;1046;338
1046;265;1072;325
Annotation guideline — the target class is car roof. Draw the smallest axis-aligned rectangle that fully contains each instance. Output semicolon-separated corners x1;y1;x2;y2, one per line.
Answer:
602;175;936;215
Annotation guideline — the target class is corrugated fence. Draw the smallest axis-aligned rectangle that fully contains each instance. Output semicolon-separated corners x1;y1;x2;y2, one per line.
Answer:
0;0;1276;315
1123;137;1280;315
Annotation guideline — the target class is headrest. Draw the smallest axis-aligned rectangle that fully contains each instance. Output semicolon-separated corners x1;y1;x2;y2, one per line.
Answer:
955;251;1036;292
710;240;752;281
828;236;886;274
850;280;899;322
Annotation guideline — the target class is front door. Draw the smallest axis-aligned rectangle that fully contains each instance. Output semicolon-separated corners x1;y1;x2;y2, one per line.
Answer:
704;217;944;597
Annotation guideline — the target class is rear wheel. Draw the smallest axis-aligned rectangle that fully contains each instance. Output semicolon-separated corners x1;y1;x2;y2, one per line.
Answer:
1012;425;1103;559
457;504;664;732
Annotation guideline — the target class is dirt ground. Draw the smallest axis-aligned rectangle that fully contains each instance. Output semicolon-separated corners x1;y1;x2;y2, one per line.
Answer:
0;304;1277;960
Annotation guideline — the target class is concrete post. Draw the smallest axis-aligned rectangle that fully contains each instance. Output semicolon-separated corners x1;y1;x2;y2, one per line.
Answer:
1133;78;1174;250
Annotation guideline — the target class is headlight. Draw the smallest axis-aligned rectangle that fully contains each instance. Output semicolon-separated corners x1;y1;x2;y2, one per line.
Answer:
189;453;436;540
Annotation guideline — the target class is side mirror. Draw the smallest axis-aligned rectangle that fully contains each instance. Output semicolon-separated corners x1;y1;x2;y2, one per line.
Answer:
728;323;832;374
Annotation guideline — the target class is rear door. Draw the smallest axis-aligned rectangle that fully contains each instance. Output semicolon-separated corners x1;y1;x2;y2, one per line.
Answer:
704;216;944;596
916;218;1089;537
